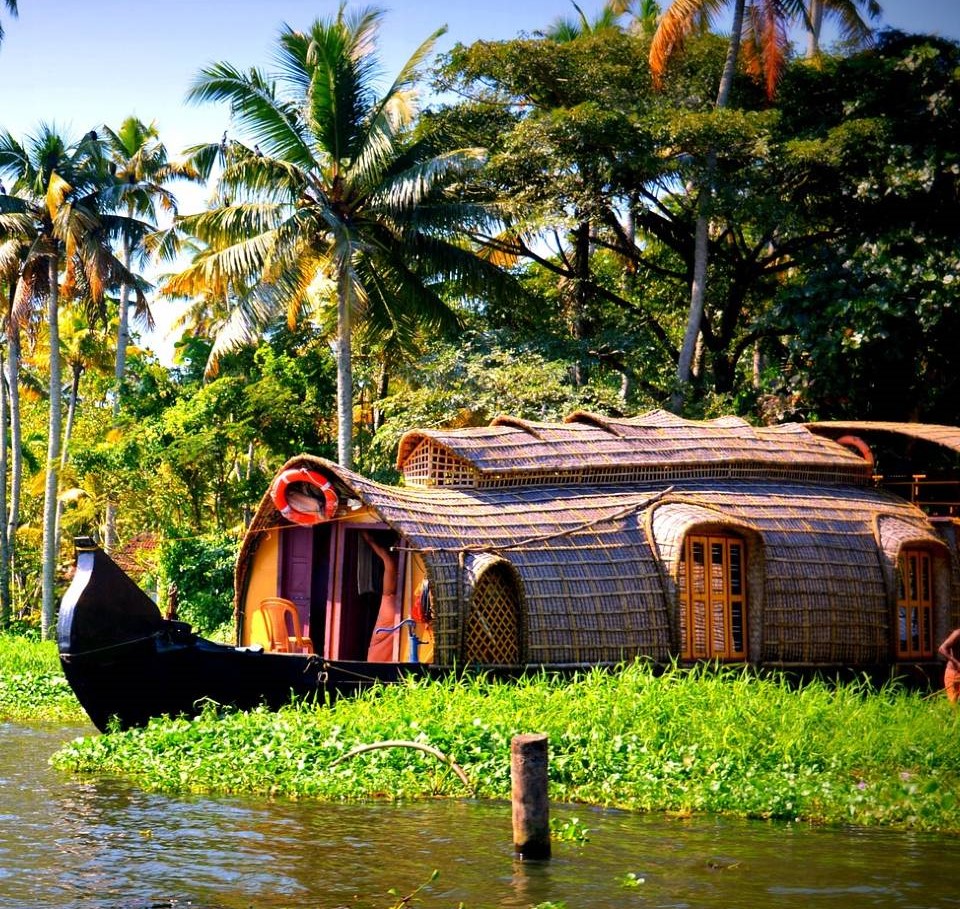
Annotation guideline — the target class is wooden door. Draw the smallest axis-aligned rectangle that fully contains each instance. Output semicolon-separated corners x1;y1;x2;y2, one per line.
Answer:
278;525;329;652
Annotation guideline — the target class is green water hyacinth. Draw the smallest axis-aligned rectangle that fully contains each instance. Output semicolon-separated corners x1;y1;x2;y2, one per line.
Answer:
0;636;86;723
51;663;960;831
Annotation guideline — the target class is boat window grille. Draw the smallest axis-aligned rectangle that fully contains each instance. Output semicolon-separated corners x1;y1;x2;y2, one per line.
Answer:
472;464;867;490
402;439;478;488
679;533;747;661
895;548;934;660
464;566;522;665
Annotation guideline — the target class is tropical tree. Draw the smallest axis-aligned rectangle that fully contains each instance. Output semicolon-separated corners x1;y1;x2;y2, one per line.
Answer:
649;0;881;408
803;0;880;57
168;6;514;469
650;0;794;409
0;0;17;49
0;125;146;637
101;116;198;549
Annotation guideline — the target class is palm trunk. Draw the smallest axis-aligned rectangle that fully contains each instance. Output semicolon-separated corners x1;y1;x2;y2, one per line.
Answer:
41;255;62;640
0;347;9;627
806;0;824;57
114;235;133;413
104;234;132;552
571;219;592;387
6;321;21;579
242;440;255;526
336;281;354;470
672;0;745;411
373;358;389;432
61;362;81;471
672;202;710;411
53;361;82;552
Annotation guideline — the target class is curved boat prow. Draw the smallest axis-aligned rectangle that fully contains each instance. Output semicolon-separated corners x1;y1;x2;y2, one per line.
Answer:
56;536;331;732
57;536;165;659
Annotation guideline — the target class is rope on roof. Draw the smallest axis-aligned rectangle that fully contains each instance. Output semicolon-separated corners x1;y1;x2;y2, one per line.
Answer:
401;486;674;555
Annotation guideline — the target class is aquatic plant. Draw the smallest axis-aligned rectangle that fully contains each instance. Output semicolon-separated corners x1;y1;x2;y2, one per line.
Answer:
0;635;86;723
51;662;960;831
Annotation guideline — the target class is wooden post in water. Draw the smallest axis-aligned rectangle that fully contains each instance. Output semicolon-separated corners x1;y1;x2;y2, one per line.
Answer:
511;733;550;860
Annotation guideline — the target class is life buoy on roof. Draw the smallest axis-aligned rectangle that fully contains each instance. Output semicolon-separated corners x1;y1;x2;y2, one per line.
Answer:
270;468;338;525
836;434;875;471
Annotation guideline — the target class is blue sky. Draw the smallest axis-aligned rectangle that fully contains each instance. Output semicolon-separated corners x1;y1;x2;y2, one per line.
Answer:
1;0;958;360
2;0;958;157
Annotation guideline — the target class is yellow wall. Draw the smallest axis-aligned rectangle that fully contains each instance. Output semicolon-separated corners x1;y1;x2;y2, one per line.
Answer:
399;553;434;664
241;530;280;647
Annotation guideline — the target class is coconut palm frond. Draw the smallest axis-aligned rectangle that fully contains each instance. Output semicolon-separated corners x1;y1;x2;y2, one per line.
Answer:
218;149;307;201
204;287;280;376
188;62;315;169
743;0;791;99
828;0;880;45
368;148;487;217
649;0;728;87
179;202;290;248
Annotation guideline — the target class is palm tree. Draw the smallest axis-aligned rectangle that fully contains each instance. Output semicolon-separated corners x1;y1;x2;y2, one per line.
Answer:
168;6;512;469
0;228;31;623
650;0;789;408
542;1;624;41
100;117;198;550
0;0;17;49
54;304;114;549
0;125;146;637
611;0;662;36
803;0;880;57
103;117;198;405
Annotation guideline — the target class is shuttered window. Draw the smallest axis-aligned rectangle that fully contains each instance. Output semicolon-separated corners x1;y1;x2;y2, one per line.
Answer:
679;534;747;660
896;549;933;660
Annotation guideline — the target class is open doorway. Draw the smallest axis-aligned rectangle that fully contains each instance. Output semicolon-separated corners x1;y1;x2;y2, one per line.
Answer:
335;527;401;660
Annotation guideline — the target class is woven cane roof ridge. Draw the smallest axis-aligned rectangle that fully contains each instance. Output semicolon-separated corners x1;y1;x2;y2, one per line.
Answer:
809;421;960;453
396;409;869;488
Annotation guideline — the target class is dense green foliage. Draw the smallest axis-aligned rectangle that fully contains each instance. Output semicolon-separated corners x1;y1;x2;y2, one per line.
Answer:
0;7;958;634
52;664;960;831
156;532;239;635
0;636;85;723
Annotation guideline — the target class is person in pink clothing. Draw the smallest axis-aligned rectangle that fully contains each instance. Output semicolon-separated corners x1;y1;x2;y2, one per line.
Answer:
938;628;960;702
361;531;398;662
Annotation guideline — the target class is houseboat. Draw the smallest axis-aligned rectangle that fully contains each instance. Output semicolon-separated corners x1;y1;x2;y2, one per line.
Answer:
58;410;960;730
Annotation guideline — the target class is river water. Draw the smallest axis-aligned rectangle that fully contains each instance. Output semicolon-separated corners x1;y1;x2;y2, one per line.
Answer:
1;722;956;909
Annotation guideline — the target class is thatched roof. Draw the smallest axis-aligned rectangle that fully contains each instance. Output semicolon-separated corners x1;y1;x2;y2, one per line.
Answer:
808;421;960;454
397;410;869;489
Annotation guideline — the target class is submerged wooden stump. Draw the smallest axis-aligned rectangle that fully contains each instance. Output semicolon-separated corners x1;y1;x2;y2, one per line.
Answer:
511;733;550;860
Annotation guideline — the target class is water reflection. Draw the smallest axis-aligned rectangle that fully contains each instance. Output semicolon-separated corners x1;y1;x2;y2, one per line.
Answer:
0;722;956;909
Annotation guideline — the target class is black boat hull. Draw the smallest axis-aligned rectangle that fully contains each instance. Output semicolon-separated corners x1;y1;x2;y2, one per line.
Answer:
57;540;426;732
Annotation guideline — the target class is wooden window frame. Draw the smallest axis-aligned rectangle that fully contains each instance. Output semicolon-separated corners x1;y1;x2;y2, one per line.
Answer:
895;548;934;660
679;533;747;661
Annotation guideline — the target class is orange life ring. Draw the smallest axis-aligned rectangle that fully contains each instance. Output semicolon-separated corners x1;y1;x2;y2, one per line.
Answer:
270;468;338;524
836;434;875;471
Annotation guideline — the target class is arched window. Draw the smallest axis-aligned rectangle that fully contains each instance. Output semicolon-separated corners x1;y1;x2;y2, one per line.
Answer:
464;563;522;665
679;533;747;660
896;548;933;660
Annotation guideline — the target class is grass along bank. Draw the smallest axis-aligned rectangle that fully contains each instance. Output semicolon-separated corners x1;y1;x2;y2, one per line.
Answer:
52;662;960;831
0;635;87;724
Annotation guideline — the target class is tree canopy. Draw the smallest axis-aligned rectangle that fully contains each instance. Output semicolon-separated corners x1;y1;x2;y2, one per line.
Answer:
1;6;959;633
